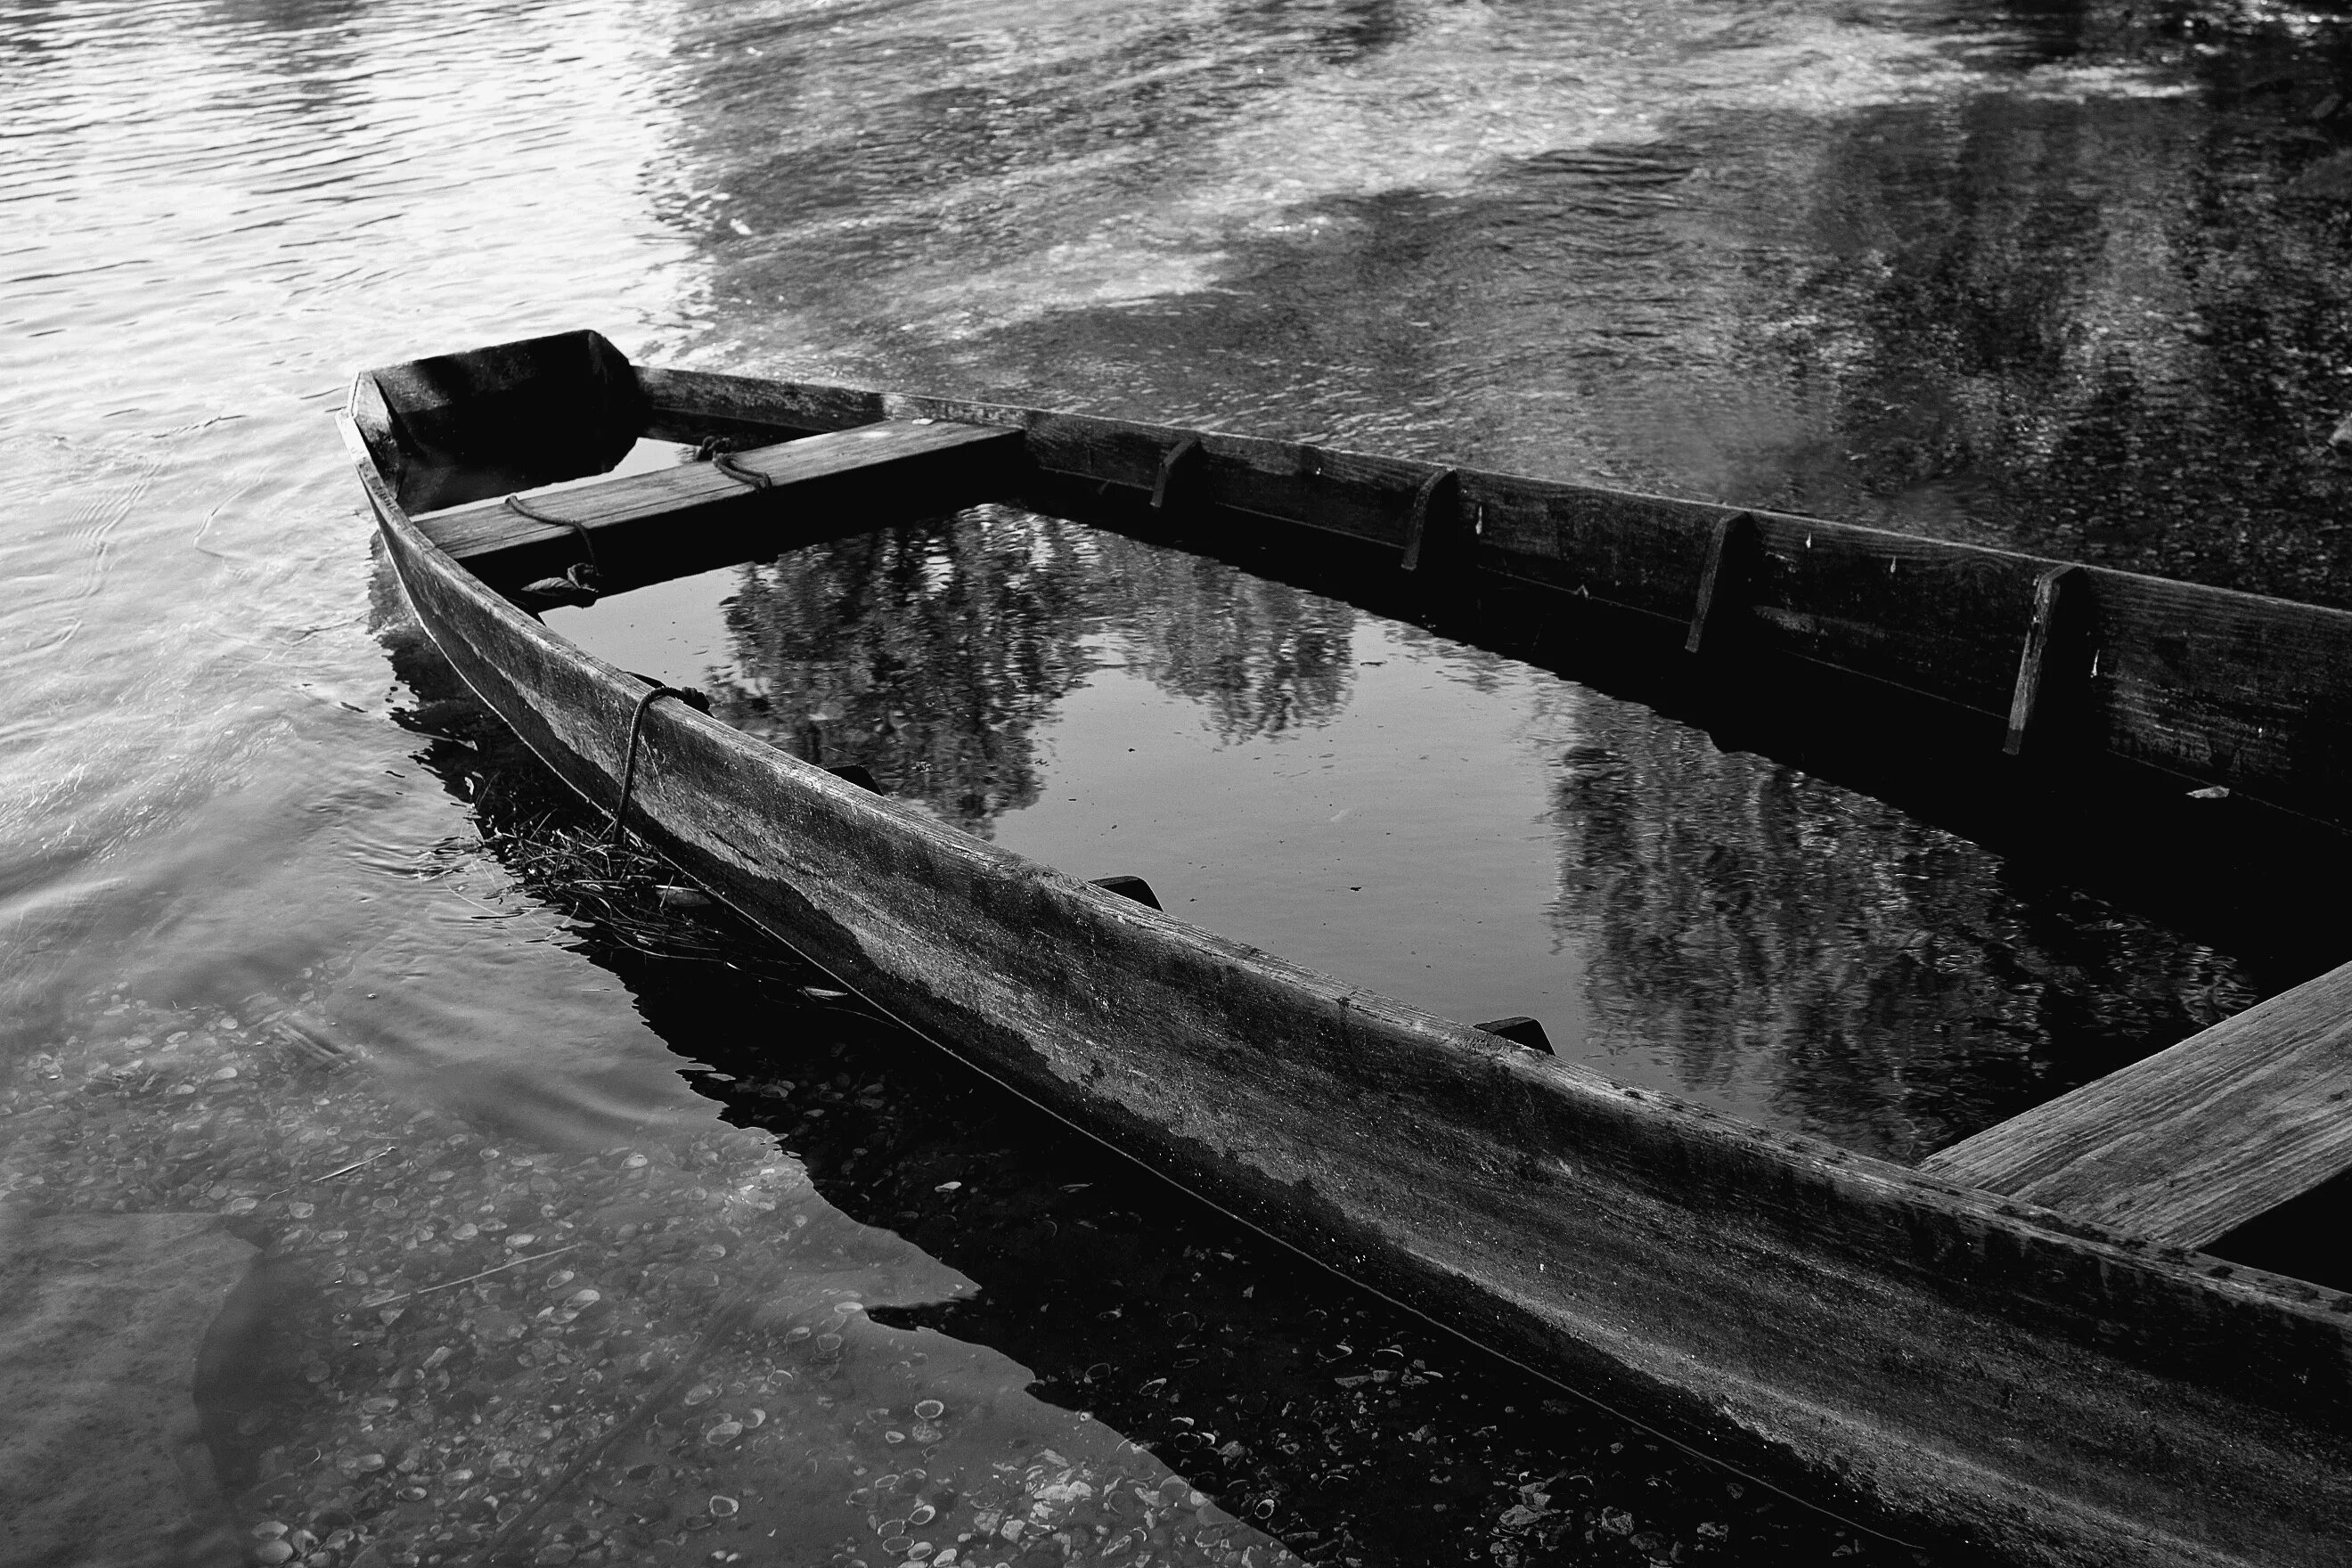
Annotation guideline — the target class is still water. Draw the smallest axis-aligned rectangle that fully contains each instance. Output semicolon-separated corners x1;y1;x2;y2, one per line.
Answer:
9;0;2352;1563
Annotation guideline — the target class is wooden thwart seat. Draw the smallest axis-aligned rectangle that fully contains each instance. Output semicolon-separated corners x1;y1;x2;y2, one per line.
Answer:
414;418;1025;594
1922;957;2352;1246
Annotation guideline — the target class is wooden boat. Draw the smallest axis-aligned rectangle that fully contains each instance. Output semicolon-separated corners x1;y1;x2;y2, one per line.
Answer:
341;330;2352;1568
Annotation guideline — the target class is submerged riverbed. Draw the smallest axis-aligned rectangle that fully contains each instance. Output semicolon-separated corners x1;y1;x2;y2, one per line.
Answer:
10;0;2352;1562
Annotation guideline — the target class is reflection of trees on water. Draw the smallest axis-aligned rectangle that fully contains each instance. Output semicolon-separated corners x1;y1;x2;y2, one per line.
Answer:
1528;5;2352;602
706;508;1351;835
1545;693;2261;1161
711;509;1097;833
1096;538;1352;744
1739;79;2352;594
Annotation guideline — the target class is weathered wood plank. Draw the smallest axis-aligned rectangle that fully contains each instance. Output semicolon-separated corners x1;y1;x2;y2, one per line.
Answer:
635;365;1440;549
1473;482;1719;622
632;365;2352;829
1922;957;2352;1245
412;420;1024;592
2079;568;2352;814
638;369;887;445
639;366;2051;713
1746;518;2043;716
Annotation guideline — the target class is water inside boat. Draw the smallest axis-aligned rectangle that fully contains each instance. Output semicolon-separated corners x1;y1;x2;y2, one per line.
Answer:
547;472;2294;1164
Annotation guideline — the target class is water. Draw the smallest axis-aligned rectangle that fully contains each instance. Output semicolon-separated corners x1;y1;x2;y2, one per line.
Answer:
10;0;2352;1561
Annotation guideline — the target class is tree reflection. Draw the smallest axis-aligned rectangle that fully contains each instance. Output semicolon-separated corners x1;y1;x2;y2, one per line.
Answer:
1543;691;2262;1160
706;507;1351;835
1093;536;1353;744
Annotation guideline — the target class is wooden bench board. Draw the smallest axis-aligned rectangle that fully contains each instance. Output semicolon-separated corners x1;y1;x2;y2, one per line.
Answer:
1920;958;2352;1245
413;419;1022;583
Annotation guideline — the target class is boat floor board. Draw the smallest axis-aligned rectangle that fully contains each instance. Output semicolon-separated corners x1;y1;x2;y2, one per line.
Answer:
412;419;1024;594
1921;956;2352;1245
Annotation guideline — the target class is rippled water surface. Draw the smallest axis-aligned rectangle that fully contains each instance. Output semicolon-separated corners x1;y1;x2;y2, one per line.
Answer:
11;0;2352;1563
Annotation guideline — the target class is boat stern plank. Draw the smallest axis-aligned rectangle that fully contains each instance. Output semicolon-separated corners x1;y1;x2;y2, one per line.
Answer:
411;419;1026;595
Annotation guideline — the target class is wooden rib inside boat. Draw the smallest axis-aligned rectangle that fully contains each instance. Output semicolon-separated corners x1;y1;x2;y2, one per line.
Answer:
343;329;2352;1568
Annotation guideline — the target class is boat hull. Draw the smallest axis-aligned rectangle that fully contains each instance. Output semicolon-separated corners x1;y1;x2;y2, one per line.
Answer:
336;322;2352;1568
346;401;2352;1568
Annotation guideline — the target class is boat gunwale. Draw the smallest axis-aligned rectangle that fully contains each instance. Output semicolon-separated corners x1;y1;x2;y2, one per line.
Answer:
630;362;2352;837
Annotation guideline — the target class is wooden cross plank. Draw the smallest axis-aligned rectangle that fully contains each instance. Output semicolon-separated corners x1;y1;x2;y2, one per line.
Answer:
414;419;1025;594
1920;957;2352;1246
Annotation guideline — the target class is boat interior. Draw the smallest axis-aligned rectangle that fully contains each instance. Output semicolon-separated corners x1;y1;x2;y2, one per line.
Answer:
350;329;2352;1295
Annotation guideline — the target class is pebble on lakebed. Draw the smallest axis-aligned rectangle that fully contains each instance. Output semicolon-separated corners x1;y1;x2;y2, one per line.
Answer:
0;984;1303;1568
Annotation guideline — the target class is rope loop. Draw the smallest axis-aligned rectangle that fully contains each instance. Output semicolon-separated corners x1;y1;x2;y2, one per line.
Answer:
604;683;700;845
710;450;773;491
503;493;601;585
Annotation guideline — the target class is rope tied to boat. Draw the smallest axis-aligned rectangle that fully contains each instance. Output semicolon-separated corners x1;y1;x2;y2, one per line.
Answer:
604;683;701;846
502;492;601;592
709;449;773;490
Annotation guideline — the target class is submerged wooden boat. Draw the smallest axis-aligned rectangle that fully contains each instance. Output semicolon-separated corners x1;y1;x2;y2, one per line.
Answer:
342;330;2352;1567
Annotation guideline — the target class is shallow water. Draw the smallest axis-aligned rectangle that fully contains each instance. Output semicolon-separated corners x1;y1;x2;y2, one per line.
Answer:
10;0;2352;1561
